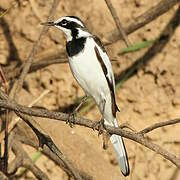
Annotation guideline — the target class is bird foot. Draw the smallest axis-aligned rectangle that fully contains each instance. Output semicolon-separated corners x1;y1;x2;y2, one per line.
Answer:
92;119;110;149
66;112;76;128
92;119;105;136
102;131;110;150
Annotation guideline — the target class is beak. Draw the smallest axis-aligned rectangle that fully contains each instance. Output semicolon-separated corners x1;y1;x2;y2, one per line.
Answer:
40;21;56;26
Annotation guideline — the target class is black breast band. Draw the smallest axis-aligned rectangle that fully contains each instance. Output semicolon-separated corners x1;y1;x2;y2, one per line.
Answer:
66;37;86;57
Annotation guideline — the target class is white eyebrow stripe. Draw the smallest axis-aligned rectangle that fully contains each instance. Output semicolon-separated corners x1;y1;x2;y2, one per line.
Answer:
64;17;84;27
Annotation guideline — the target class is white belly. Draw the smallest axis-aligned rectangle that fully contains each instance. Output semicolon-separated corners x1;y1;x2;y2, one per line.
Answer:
68;38;110;109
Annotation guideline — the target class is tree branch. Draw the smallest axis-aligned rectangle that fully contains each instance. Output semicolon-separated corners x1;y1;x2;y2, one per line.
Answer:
9;138;49;179
104;0;131;46
0;93;179;168
16;113;83;180
106;0;179;43
0;91;83;179
17;133;92;180
0;59;10;174
139;119;180;135
4;0;179;80
10;0;60;100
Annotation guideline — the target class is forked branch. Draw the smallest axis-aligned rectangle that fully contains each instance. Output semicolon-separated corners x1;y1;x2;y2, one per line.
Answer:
0;92;179;168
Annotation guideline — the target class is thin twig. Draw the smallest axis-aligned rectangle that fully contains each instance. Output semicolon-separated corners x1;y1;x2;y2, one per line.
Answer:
10;0;60;100
6;56;67;80
16;131;92;180
0;65;9;174
107;0;179;44
4;0;179;80
9;137;49;179
0;0;179;178
104;0;131;46
139;119;180;135
0;91;83;179
16;113;83;180
0;90;50;142
108;126;180;168
0;1;17;19
116;3;180;89
0;94;179;168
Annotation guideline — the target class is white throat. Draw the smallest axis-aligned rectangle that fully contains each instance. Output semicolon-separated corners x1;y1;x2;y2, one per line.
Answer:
55;26;72;41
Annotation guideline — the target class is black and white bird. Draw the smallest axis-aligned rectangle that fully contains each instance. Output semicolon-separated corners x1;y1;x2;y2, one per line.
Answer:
42;16;130;176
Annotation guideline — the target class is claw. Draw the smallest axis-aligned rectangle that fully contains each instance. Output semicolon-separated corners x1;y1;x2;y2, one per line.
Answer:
92;119;104;136
66;112;76;128
93;119;110;149
66;95;88;128
102;132;110;150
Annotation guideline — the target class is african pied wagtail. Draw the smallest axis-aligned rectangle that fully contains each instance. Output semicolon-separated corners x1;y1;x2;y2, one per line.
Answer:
42;16;130;176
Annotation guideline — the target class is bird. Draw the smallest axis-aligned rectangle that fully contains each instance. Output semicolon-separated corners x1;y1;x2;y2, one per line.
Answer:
41;16;130;176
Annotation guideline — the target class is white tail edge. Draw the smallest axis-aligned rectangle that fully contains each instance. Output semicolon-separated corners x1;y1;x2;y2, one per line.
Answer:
109;119;130;176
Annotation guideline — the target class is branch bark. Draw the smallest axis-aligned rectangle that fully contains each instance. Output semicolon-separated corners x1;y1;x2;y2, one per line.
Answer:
4;0;179;80
10;0;61;100
0;93;179;168
0;63;9;173
9;138;49;180
16;113;83;180
104;0;131;46
107;0;179;43
139;118;180;134
0;91;83;179
17;133;92;180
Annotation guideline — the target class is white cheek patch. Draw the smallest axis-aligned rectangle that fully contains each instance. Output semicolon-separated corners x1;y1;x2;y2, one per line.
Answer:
77;28;91;38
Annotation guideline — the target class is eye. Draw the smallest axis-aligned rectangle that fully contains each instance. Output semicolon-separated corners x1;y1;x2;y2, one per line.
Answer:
61;19;68;26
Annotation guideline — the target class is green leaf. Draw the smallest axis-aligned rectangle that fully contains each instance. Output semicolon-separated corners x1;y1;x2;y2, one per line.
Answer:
118;39;156;55
32;151;42;162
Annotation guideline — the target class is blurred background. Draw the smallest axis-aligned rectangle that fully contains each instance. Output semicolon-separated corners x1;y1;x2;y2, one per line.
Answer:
0;0;180;179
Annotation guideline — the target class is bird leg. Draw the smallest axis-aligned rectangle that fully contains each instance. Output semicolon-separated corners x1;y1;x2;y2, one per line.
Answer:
92;99;106;135
102;131;110;150
67;113;76;128
92;119;110;149
67;95;88;128
92;118;105;136
92;99;110;149
74;95;88;113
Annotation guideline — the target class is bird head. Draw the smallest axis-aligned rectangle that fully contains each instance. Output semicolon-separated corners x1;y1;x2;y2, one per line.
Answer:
41;16;91;41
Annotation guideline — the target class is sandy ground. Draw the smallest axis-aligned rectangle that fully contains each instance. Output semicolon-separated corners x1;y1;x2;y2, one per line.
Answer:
0;0;180;179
